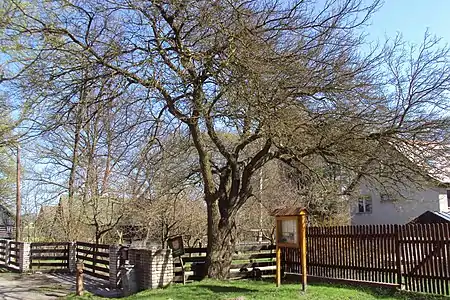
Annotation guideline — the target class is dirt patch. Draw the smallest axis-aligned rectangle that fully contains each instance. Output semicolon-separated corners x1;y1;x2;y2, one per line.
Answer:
0;272;71;299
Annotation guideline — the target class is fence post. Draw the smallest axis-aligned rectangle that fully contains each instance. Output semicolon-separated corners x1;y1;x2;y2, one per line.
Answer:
76;261;84;296
109;244;119;289
5;240;10;268
18;242;30;273
68;242;77;273
394;225;402;289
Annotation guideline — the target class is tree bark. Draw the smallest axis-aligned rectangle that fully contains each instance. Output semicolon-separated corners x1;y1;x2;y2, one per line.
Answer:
205;197;236;279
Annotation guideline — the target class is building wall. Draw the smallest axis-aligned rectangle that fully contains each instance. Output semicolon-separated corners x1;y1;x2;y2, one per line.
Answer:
351;183;448;225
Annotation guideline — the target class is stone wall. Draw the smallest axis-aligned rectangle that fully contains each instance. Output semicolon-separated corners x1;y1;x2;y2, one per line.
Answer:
128;248;173;290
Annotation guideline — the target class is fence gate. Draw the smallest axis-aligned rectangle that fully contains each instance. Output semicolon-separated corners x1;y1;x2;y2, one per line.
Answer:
30;242;70;271
76;242;110;281
399;223;450;296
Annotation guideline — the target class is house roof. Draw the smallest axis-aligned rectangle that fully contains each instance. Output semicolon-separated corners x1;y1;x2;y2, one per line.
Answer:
0;203;14;226
409;211;450;224
396;142;450;185
271;207;307;217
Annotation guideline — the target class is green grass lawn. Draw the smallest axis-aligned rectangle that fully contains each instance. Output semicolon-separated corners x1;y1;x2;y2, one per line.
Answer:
66;279;450;300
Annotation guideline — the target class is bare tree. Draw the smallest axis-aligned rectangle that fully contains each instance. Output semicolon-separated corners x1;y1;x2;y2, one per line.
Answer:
3;0;450;278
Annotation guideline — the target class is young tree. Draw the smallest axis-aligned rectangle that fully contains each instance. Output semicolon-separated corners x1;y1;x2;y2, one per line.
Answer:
4;0;450;278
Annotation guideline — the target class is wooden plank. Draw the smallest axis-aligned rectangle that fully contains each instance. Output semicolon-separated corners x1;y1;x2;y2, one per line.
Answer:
82;269;109;281
308;227;320;275
381;225;386;283
443;224;450;295
30;256;68;261
76;254;109;266
31;242;69;247
374;225;380;283
184;247;207;254
344;226;350;280
182;257;206;264
232;253;275;260
335;226;341;279
31;249;69;254
394;225;401;286
361;226;367;282
430;224;439;295
312;226;318;277
76;248;109;258
333;226;338;279
403;225;412;292
350;226;356;281
438;223;448;295
230;261;276;270
31;262;68;267
425;224;433;294
418;224;426;293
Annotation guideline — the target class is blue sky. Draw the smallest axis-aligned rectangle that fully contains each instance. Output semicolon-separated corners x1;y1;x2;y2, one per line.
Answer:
366;0;450;45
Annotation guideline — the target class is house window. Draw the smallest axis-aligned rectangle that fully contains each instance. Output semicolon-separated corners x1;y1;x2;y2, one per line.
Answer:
358;196;372;214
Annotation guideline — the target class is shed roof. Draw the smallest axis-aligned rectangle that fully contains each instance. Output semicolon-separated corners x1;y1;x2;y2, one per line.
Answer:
409;211;450;224
271;207;307;217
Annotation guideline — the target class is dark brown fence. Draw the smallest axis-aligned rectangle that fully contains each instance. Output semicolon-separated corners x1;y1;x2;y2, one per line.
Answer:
8;242;20;269
30;242;70;271
0;240;7;264
307;225;399;284
286;223;450;296
399;223;450;295
76;242;110;281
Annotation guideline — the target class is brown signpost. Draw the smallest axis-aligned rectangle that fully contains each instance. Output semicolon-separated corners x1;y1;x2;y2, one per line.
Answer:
272;207;308;291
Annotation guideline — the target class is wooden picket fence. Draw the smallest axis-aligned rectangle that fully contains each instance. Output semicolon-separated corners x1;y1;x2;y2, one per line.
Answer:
297;223;450;296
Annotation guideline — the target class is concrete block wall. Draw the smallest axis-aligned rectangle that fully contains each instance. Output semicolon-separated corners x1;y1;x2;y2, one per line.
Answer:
68;242;76;273
109;244;120;288
18;242;30;272
128;248;173;290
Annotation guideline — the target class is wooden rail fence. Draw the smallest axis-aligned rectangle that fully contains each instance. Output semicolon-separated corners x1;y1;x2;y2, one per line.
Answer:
76;242;110;281
8;241;20;269
0;239;7;264
30;242;70;270
174;244;276;282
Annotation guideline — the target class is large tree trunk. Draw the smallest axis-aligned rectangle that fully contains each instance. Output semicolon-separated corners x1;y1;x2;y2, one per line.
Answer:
205;199;236;279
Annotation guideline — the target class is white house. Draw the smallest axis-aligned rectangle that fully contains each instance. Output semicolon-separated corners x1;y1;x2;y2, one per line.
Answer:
351;142;450;225
351;184;449;225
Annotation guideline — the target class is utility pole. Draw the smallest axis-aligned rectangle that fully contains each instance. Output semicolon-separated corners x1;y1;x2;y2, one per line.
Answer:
16;144;21;242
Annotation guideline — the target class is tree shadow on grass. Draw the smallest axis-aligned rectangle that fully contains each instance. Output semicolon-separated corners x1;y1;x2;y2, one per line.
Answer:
196;284;258;294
